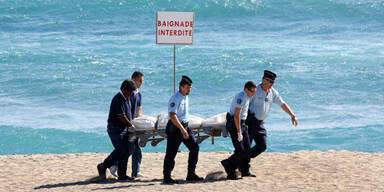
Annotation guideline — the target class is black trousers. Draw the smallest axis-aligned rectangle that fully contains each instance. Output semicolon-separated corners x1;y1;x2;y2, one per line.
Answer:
163;120;199;177
246;114;267;158
103;127;130;177
225;113;251;173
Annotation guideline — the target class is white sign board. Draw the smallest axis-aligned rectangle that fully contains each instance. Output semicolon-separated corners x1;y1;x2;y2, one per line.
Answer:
156;11;194;45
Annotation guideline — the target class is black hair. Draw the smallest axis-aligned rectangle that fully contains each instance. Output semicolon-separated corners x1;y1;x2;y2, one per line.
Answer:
120;79;137;92
244;81;257;90
131;71;144;79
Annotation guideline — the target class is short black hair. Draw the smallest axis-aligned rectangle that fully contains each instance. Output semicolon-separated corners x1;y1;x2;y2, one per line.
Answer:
244;81;257;90
131;71;143;79
120;79;137;92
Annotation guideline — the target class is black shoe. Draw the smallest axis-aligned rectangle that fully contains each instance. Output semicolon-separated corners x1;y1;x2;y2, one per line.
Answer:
97;163;106;179
242;172;256;177
118;175;134;181
221;160;237;180
163;177;179;184
186;173;204;182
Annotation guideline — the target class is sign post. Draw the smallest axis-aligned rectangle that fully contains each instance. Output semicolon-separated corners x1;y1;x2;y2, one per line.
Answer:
156;11;194;93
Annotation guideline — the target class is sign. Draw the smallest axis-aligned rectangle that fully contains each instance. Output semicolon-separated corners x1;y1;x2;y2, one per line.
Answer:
156;11;194;45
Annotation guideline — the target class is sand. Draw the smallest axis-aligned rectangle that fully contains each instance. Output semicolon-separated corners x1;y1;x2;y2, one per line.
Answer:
1;150;383;192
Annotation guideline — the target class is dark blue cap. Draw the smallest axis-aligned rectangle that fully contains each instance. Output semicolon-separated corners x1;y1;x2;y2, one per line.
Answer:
263;70;277;80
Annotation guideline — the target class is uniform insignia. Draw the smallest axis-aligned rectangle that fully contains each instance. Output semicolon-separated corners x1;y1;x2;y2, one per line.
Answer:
170;102;175;107
237;99;242;104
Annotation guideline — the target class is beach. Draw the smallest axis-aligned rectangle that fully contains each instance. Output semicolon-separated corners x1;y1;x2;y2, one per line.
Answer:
1;151;383;192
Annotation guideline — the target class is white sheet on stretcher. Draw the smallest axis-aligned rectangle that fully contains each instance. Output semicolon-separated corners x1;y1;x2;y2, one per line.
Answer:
132;113;226;132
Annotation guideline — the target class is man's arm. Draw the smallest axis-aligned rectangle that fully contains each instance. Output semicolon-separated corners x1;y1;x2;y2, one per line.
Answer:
234;107;243;141
118;114;134;127
281;103;298;126
137;106;142;117
169;112;189;139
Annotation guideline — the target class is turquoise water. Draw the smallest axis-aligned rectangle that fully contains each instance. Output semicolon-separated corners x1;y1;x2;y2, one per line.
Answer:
1;0;383;155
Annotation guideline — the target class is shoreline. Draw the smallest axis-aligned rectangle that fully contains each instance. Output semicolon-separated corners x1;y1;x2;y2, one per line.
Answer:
1;150;383;191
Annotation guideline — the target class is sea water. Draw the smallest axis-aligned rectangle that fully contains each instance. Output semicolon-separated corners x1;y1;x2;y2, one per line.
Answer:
1;0;383;154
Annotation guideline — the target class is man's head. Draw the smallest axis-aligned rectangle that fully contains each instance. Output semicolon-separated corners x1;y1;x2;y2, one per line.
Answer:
262;70;276;89
131;71;144;89
244;81;257;97
120;79;137;98
179;75;192;96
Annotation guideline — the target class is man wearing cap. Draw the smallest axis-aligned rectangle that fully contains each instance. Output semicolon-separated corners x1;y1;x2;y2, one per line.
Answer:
246;70;298;161
221;81;257;180
96;79;137;181
163;75;203;184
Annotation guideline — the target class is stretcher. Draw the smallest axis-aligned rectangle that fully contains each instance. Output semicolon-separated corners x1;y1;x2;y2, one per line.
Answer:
131;113;227;147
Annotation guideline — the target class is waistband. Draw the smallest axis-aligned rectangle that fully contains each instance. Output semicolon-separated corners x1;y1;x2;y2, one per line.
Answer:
226;113;246;123
167;120;189;127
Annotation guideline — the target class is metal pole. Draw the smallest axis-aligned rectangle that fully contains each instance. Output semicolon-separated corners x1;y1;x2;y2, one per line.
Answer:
173;44;176;93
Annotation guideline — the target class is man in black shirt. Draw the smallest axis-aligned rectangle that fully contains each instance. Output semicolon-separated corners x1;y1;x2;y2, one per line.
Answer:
97;79;137;180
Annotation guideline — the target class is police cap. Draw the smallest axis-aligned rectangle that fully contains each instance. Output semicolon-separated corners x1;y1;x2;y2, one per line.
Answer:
180;75;192;86
263;70;277;80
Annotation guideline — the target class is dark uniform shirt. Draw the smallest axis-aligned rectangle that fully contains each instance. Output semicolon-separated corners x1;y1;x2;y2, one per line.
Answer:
130;91;142;119
107;91;133;130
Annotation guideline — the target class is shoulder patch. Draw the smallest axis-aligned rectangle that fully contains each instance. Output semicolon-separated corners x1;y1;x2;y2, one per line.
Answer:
237;99;242;104
170;102;175;107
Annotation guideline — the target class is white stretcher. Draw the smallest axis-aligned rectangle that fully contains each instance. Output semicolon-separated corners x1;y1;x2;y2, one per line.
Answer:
131;113;227;147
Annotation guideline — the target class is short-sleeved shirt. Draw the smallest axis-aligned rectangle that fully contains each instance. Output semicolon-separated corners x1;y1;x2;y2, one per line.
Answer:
168;91;189;123
249;84;285;120
229;90;251;120
107;91;133;130
130;90;142;119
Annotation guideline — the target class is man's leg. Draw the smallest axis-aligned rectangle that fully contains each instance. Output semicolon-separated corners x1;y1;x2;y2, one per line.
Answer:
239;125;254;177
222;120;244;179
98;128;129;179
163;123;182;183
131;139;142;177
249;123;267;159
183;127;203;181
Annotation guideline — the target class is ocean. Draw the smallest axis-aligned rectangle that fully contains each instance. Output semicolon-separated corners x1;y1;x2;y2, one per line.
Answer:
1;0;383;155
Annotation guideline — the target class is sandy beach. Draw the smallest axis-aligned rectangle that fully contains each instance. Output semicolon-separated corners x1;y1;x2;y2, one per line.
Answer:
1;150;383;192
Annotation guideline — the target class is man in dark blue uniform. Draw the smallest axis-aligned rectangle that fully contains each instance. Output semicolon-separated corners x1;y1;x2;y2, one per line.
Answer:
221;81;257;180
96;79;137;181
163;75;203;184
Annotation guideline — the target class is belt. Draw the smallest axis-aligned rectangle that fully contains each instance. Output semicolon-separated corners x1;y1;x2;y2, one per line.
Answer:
226;113;246;124
254;117;263;123
168;120;189;127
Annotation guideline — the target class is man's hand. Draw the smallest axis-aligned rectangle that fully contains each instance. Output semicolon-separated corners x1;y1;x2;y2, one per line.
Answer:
291;116;298;126
181;128;189;140
237;131;243;142
127;124;136;133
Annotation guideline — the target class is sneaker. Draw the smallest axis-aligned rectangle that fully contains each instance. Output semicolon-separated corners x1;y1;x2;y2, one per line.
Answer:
186;173;204;182
136;172;145;177
109;165;118;177
118;175;134;181
97;163;107;179
242;172;256;177
221;160;237;180
163;177;179;184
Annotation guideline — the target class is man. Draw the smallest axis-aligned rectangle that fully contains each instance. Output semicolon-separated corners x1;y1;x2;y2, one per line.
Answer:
163;75;203;184
246;70;298;160
109;71;144;178
97;79;137;181
221;81;257;180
